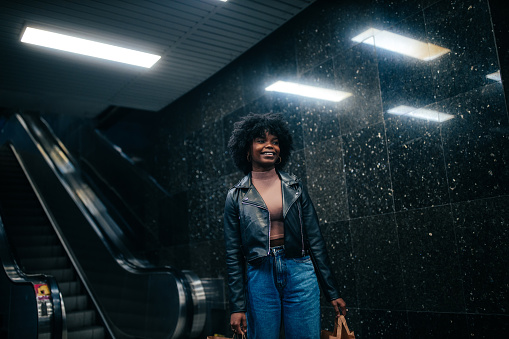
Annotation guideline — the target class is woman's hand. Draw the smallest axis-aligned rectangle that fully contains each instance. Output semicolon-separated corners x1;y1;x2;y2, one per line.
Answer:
331;298;347;317
230;312;247;335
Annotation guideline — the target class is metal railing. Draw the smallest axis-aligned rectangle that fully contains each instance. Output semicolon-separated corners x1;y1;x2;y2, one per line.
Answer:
0;214;66;339
1;112;206;338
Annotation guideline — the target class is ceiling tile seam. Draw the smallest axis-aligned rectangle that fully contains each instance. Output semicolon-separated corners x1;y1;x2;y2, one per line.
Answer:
107;0;226;105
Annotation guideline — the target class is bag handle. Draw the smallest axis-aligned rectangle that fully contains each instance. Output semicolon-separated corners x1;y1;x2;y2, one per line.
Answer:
332;315;355;339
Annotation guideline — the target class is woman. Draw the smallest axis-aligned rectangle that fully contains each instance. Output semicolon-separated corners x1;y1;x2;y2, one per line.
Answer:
224;113;346;338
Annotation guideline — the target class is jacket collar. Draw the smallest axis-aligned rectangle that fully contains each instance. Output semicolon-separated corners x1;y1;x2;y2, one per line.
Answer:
234;170;299;189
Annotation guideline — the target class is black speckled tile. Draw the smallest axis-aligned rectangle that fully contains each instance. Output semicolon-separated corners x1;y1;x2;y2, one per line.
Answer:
295;60;342;148
186;178;226;243
385;112;449;211
425;0;499;102
334;44;383;134
299;100;341;148
350;214;406;310
407;312;468;338
342;123;394;218
376;13;436;113
201;65;244;126
222;107;248;176
377;0;424;27
466;314;509;338
284;148;307;188
305;139;348;223
185;120;226;183
158;192;189;246
271;95;305;152
187;240;227;279
242;94;274;116
325;220;357;309
240;45;270;105
452;196;509;314
396;206;464;312
329;0;385;55
357;309;410;338
154;114;189;194
440;84;509;202
241;27;298;109
295;2;333;74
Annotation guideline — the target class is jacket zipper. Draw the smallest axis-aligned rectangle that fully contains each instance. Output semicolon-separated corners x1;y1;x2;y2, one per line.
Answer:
242;200;271;255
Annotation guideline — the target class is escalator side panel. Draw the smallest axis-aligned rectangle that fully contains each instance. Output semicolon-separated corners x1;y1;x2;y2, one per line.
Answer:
0;113;203;338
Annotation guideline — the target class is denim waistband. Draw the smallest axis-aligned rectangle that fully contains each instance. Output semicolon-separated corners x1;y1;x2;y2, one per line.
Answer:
269;245;285;256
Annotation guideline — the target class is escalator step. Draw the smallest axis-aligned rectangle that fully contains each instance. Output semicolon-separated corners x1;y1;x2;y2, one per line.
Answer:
67;309;98;329
40;268;75;281
58;281;82;297
15;245;65;258
0;145;109;338
6;224;54;236
67;326;105;339
21;256;70;270
10;234;60;247
63;295;90;312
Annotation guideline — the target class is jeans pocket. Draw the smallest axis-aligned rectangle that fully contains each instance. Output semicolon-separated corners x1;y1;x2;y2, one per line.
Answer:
290;255;312;263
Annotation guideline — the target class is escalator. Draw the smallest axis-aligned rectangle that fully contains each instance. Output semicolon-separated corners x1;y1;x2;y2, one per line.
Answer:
0;112;210;338
0;144;106;338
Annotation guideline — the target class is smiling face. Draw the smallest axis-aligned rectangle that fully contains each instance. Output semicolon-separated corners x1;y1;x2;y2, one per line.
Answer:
249;131;281;172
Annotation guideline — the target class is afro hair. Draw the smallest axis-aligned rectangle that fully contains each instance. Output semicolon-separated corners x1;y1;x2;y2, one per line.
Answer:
227;112;293;174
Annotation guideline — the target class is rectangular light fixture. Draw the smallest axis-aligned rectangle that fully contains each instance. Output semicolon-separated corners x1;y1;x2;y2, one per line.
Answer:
486;70;501;82
352;28;450;61
21;26;161;68
265;81;352;102
388;105;454;122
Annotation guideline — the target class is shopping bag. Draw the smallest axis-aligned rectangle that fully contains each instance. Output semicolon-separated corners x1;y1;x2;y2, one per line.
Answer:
321;315;355;339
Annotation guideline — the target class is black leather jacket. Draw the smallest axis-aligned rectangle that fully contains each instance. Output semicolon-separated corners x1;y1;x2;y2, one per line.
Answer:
223;170;340;313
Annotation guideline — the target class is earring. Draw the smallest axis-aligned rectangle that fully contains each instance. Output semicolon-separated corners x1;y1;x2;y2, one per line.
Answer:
247;153;252;162
276;157;282;164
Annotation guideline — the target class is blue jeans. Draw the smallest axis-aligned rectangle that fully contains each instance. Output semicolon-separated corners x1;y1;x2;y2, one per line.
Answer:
246;246;320;339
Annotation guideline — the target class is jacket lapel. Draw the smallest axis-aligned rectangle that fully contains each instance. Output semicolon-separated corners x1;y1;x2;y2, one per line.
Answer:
279;171;301;218
234;171;301;216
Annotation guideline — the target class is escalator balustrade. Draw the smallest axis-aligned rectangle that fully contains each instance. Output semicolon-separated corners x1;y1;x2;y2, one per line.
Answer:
0;144;108;338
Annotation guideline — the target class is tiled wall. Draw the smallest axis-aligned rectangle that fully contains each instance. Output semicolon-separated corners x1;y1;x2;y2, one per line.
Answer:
99;0;509;337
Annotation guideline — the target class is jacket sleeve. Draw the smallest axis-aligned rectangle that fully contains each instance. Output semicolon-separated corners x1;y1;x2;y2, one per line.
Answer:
223;190;247;313
300;186;341;301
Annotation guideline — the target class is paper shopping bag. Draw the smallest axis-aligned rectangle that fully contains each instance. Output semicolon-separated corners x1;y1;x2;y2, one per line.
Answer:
321;315;355;339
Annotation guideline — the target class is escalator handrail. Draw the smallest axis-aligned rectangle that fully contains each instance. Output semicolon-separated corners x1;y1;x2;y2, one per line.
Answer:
19;113;146;269
0;214;66;339
12;112;206;338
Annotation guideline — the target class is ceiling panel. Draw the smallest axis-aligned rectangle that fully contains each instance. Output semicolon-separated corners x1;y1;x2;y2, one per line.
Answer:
0;0;316;117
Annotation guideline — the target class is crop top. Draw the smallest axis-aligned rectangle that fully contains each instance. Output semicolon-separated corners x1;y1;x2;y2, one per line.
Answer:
251;169;284;241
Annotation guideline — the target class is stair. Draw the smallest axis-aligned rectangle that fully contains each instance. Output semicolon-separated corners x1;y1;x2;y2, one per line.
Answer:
0;145;108;339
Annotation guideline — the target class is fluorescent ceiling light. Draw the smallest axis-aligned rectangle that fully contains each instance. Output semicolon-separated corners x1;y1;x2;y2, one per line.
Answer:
486;70;501;82
352;28;450;61
21;26;161;68
388;105;454;122
265;81;352;102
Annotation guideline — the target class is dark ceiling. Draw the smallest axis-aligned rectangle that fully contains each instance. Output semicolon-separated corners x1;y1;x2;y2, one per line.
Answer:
0;0;316;118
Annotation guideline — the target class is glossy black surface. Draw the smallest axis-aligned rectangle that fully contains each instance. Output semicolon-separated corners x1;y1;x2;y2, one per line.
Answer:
50;0;509;337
